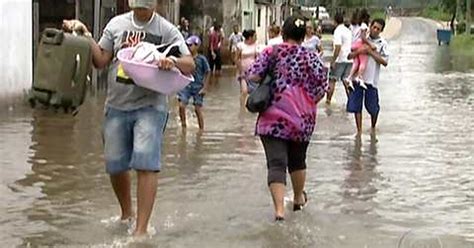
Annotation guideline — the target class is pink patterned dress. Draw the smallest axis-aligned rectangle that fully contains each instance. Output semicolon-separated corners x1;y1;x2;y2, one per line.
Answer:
246;43;328;142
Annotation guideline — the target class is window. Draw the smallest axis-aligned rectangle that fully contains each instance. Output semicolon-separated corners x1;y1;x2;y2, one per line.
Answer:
257;8;261;27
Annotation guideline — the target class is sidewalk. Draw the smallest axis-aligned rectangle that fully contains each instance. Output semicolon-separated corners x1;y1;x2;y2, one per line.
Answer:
381;17;402;40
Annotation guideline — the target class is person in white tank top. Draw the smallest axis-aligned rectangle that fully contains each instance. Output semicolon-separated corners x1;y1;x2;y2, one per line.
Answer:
236;29;259;104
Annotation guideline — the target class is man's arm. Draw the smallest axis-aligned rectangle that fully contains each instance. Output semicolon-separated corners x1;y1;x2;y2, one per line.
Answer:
331;45;341;67
348;46;388;67
348;48;363;60
89;39;114;69
174;55;195;75
63;20;113;69
368;49;388;67
159;54;195;75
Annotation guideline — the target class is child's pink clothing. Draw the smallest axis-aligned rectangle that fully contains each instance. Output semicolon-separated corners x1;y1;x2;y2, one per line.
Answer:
350;38;369;78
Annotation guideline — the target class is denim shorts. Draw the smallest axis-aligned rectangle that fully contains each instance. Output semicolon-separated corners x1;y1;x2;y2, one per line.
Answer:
346;84;380;116
329;62;353;81
103;106;168;175
177;87;204;106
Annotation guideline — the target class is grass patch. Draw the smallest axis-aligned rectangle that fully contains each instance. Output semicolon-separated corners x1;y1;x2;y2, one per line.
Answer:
450;34;474;70
371;10;386;20
451;34;474;55
421;6;452;22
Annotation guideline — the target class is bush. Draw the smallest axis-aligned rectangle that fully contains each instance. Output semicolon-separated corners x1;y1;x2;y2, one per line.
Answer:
371;10;386;20
452;34;474;50
421;6;452;22
456;22;474;34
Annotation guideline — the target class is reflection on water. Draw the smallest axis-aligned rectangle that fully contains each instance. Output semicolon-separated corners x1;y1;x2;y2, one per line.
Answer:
341;135;380;215
0;18;473;247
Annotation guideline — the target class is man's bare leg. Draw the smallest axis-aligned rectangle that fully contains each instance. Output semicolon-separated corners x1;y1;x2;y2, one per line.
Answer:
110;171;133;220
355;113;363;137
134;170;158;236
326;79;336;104
371;113;378;130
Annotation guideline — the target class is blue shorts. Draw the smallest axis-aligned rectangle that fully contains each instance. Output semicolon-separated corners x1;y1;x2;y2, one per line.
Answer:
103;106;168;175
177;87;204;107
346;84;380;116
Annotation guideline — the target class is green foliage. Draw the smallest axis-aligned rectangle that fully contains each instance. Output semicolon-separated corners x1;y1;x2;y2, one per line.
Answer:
450;34;474;68
371;9;386;20
421;5;452;21
452;34;474;52
440;0;456;13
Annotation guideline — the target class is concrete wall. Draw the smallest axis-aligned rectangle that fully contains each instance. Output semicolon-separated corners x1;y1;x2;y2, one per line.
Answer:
0;0;33;102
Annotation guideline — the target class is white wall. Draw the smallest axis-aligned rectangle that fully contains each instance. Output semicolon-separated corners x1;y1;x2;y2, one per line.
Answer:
0;0;32;100
241;0;254;31
255;4;271;44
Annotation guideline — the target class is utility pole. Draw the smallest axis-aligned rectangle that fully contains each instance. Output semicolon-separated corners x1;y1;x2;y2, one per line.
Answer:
467;0;472;35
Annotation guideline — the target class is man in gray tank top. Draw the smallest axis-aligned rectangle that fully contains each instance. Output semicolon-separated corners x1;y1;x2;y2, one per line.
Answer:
63;0;195;236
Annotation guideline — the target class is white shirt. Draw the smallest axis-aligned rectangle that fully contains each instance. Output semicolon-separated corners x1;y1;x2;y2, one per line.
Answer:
363;36;389;88
351;24;360;42
237;42;259;73
352;22;368;42
267;36;283;46
302;35;321;52
229;32;244;51
333;24;353;63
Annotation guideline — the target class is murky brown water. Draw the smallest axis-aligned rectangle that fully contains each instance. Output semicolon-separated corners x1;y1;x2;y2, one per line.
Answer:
1;18;473;247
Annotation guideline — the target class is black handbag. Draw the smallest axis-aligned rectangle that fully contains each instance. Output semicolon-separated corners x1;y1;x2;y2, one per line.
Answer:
245;46;279;113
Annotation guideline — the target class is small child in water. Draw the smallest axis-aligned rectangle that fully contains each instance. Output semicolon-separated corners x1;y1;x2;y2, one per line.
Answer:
177;36;211;130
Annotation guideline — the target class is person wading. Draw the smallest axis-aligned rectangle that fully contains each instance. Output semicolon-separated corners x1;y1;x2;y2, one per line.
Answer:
63;0;195;236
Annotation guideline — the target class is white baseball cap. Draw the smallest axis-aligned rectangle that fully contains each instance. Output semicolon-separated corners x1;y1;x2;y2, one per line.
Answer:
128;0;156;9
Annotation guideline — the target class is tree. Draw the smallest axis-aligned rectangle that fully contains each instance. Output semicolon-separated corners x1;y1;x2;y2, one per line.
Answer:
467;0;471;34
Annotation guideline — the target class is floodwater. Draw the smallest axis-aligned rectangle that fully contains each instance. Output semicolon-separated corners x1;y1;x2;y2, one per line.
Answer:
0;18;473;247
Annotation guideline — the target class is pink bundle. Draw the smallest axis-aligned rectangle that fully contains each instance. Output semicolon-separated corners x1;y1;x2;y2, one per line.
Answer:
117;42;193;95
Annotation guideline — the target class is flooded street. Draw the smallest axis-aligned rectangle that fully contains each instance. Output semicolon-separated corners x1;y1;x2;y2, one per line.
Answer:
1;18;473;247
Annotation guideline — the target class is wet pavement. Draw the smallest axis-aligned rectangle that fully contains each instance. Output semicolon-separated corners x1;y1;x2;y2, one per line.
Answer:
0;18;473;247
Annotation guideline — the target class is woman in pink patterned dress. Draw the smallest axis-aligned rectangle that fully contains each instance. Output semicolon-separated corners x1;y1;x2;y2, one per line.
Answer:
246;16;328;221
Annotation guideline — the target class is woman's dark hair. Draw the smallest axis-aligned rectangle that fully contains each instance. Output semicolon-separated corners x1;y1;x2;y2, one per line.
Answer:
213;22;222;30
242;29;256;40
360;9;370;25
282;15;306;42
334;12;344;25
